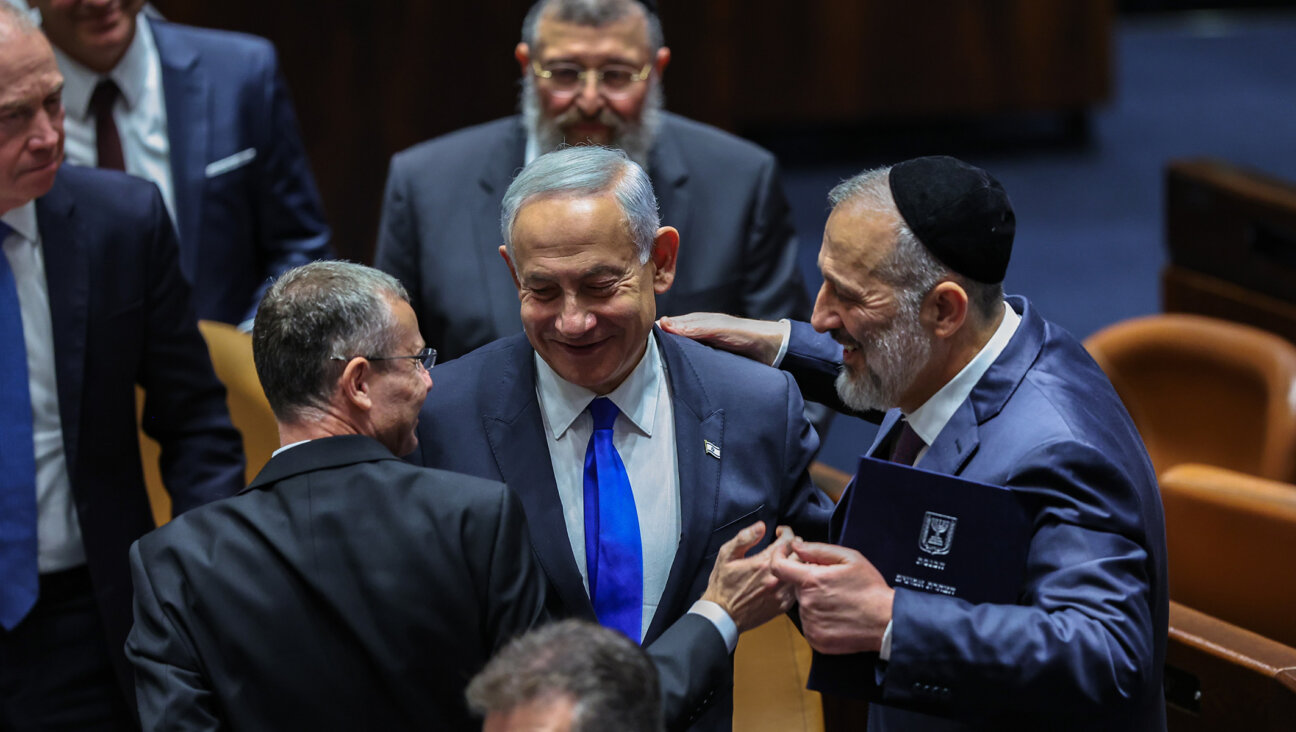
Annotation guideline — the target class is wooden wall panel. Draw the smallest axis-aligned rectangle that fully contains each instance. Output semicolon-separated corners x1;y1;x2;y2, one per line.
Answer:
153;1;1112;265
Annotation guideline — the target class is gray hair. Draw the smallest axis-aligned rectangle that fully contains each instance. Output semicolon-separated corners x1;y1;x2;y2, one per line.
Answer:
522;0;663;53
252;261;409;423
501;146;660;263
829;167;1003;321
466;619;663;732
0;2;40;37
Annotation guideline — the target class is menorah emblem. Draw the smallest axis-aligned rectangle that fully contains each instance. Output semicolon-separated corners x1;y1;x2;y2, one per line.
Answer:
919;511;958;556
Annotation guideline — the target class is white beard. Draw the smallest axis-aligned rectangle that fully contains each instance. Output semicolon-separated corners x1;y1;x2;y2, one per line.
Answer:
520;75;662;170
834;306;932;413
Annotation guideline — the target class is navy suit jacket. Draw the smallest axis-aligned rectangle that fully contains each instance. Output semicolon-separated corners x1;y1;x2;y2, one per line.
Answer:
376;113;810;359
410;328;834;730
785;297;1168;731
128;436;547;730
35;166;244;703
150;20;330;325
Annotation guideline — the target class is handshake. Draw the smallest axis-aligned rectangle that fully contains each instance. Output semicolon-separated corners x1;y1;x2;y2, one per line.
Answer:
701;522;895;655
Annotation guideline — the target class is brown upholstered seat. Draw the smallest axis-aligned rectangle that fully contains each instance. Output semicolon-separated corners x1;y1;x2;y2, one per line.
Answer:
1165;600;1296;731
1084;313;1296;482
1160;463;1296;648
138;320;278;525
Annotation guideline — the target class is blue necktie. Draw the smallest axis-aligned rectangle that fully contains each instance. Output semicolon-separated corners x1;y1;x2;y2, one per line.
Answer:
0;222;39;630
582;397;643;641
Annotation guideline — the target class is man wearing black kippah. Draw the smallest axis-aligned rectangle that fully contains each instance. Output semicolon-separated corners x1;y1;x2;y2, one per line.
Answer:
662;156;1168;731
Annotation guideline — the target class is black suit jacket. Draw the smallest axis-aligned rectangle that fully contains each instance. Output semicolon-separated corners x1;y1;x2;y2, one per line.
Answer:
127;435;548;730
36;165;244;702
411;329;834;730
376;113;810;359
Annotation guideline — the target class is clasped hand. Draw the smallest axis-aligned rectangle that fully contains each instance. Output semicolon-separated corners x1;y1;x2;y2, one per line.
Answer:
703;522;895;653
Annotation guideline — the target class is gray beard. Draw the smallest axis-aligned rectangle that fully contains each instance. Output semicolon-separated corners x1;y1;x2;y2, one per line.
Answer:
520;75;662;170
834;306;932;413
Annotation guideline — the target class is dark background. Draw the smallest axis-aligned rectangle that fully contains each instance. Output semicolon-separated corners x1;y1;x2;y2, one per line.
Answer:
150;0;1296;470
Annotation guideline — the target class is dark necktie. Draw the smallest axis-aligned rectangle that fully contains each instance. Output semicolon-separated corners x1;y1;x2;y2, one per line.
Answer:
889;418;926;467
0;221;39;630
89;79;125;171
582;397;643;641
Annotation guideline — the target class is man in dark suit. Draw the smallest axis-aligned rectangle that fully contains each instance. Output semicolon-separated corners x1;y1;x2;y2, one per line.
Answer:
125;261;548;730
27;0;330;328
126;260;766;730
411;146;834;730
0;7;243;727
376;0;809;360
663;157;1168;730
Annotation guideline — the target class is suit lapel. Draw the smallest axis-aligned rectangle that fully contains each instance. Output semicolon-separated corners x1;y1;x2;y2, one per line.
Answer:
647;330;722;643
477;122;528;341
922;297;1043;476
920;401;980;476
479;336;594;619
36;176;89;484
153;23;207;277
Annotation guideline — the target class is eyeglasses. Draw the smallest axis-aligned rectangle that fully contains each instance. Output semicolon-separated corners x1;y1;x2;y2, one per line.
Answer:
530;60;652;98
331;347;437;371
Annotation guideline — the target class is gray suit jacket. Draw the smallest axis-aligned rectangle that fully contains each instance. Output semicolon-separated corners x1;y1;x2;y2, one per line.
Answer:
375;113;810;359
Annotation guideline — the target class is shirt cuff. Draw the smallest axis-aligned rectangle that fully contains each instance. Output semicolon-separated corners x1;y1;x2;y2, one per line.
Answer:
688;599;738;654
770;319;793;368
879;619;894;661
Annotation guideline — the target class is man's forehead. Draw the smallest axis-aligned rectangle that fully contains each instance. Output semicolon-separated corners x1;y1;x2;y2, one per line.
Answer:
820;206;899;282
534;12;651;60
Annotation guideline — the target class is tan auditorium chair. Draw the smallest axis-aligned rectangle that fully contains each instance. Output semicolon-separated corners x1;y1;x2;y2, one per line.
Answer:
137;320;278;526
1159;463;1296;648
1084;313;1296;483
1165;601;1296;731
729;460;858;731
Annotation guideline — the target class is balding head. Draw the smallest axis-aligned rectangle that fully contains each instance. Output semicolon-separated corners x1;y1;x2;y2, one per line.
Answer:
0;2;40;39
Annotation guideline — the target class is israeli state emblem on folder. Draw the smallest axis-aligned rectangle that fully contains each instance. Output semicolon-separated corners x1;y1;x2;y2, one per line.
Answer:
919;511;957;556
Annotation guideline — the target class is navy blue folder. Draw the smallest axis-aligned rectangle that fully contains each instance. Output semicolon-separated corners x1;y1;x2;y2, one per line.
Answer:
806;456;1032;700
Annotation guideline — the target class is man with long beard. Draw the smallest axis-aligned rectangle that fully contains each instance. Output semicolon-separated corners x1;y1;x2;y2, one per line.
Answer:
374;0;810;362
662;156;1169;731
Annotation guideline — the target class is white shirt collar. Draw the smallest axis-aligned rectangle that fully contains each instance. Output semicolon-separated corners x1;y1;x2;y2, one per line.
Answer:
535;334;664;440
1;201;40;244
906;301;1021;445
54;14;156;118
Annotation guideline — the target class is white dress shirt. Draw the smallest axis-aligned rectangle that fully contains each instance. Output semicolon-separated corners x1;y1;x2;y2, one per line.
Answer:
2;205;85;573
535;335;682;642
55;15;176;224
904;302;1022;465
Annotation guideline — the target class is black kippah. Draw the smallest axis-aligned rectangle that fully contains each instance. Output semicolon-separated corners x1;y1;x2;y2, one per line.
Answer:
888;156;1014;284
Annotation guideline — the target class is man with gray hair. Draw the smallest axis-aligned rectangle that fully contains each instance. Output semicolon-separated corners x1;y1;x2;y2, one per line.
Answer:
663;156;1168;730
467;619;663;732
376;0;810;363
410;145;834;730
126;261;549;729
0;4;243;726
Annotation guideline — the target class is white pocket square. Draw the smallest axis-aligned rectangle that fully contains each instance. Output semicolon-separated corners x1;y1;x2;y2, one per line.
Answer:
205;148;257;178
